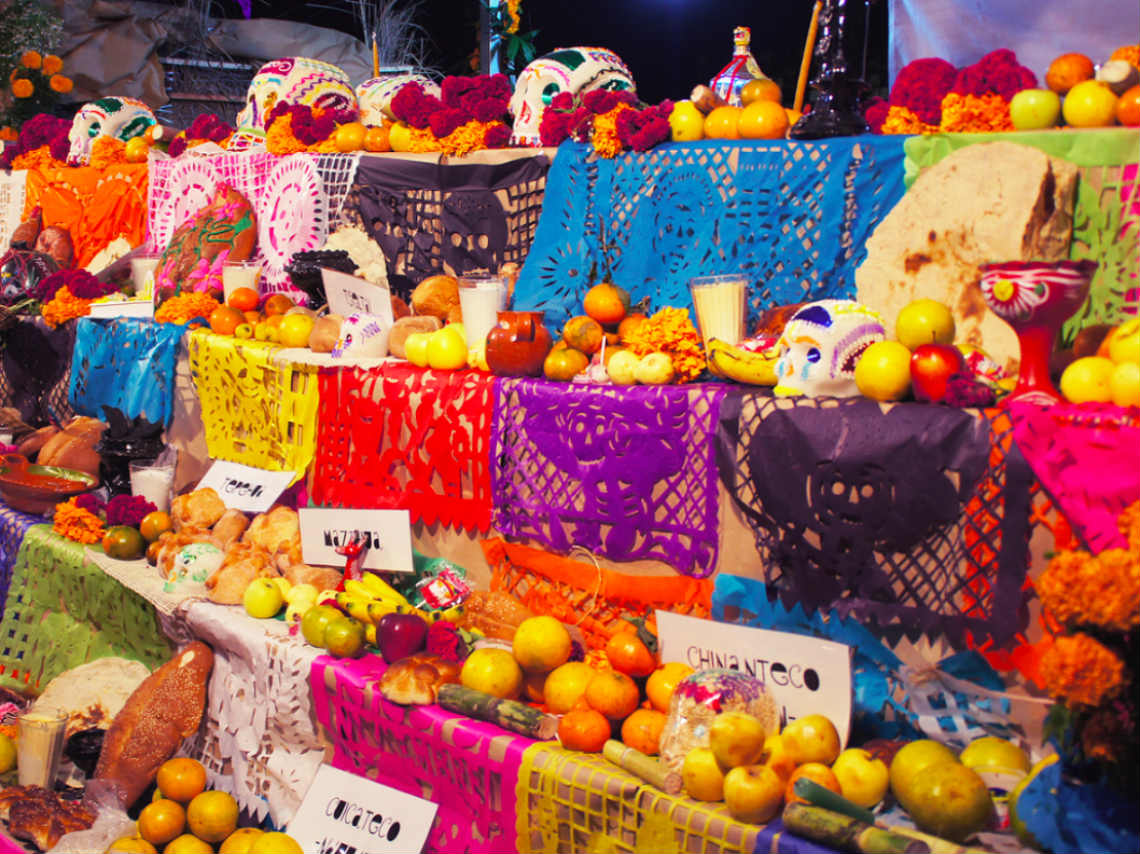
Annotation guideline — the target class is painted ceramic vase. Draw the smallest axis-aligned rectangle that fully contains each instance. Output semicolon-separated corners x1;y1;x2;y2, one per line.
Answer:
979;259;1097;404
485;311;553;377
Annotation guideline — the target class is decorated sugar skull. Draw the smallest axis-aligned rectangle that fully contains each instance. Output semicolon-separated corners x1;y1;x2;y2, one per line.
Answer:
356;73;441;127
67;97;156;166
332;314;390;358
236;57;357;131
509;46;636;146
774;300;886;398
0;250;57;303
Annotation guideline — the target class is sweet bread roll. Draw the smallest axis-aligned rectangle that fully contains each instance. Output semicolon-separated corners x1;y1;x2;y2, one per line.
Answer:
284;563;342;592
459;590;535;641
411;274;459;320
378;654;461;705
171;488;226;531
242;506;299;555
205;542;277;604
36;416;106;478
210;508;250;550
94;642;214;809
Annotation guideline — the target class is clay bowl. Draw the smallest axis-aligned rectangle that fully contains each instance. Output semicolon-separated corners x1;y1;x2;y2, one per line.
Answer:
0;453;97;515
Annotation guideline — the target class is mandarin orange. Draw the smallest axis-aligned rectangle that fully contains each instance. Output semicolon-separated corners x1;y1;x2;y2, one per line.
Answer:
583;282;631;325
584;669;641;721
558;707;611;752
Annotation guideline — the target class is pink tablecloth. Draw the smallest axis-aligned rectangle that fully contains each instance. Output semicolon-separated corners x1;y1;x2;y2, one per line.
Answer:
311;655;531;854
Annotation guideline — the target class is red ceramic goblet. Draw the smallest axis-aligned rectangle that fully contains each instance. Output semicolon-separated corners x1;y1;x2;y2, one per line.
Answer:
979;259;1097;404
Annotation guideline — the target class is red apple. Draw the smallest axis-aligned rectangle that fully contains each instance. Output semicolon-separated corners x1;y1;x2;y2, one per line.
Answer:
910;343;966;403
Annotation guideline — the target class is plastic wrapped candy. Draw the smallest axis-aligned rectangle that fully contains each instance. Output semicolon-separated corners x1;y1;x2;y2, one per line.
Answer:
658;668;781;773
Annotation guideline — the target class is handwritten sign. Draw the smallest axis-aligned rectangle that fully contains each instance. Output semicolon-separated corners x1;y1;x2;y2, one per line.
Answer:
322;268;394;326
655;611;853;746
289;765;438;854
88;298;155;319
299;508;414;573
195;460;294;513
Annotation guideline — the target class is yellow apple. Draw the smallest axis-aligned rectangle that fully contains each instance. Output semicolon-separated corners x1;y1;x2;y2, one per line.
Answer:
1107;318;1140;364
723;764;785;824
759;733;797;781
606;349;639;385
634;352;675;385
708;711;773;770
682;747;726;801
243;577;284;619
404;332;431;367
959;736;1031;775
1062;80;1119;128
1111;361;1140;407
781;713;841;766
895;298;956;351
831;747;890;809
889;739;957;797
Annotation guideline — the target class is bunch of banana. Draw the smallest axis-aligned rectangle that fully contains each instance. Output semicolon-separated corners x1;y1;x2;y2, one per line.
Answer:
706;338;781;386
334;572;462;645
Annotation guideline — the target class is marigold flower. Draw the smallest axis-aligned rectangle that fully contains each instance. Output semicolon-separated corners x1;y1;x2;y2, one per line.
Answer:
1119;500;1140;552
49;74;72;94
622;305;706;383
591;104;630;159
1040;633;1126;708
0;126;16;142
89;136;127;169
53;498;105;544
42;55;63;75
11;78;34;99
879;105;940;135
1035;548;1140;632
20;51;41;70
939;92;1014;133
154;292;220;325
41;285;93;328
9;144;60;170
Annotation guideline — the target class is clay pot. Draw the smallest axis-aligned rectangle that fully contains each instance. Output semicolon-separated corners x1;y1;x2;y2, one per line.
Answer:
485;311;553;377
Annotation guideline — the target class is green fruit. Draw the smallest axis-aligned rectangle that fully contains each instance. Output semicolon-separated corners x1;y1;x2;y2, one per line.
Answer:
102;525;146;560
889;739;958;797
0;734;15;774
323;617;366;658
959;736;1031;775
300;604;342;648
896;760;995;843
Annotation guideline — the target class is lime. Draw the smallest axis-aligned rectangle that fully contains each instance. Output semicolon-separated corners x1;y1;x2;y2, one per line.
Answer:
323;617;366;658
102;525;146;560
300;604;342;648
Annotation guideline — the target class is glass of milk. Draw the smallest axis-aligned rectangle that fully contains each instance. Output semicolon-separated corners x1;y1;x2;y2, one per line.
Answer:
17;709;67;788
130;461;175;514
129;255;161;300
222;261;263;302
458;274;508;350
689;273;749;347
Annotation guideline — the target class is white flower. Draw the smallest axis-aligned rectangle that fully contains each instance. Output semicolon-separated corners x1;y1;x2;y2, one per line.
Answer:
323;225;388;286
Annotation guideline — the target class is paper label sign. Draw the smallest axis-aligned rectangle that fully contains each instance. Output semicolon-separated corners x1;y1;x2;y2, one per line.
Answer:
195;460;294;513
322;268;394;326
87;299;155;319
655;611;853;746
299;507;414;573
289;764;438;854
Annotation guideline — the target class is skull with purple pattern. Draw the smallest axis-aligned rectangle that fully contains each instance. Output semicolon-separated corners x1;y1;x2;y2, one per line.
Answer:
236;57;357;131
774;299;886;398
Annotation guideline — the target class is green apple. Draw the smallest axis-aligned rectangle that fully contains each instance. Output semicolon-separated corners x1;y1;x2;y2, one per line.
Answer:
895;298;956;351
896;760;995;842
1009;88;1062;130
889;739;957;797
831;747;890;808
606;349;639;385
708;711;773;770
243;577;285;619
682;747;726;801
781;713;842;766
959;736;1031;775
723;764;785;823
300;603;342;647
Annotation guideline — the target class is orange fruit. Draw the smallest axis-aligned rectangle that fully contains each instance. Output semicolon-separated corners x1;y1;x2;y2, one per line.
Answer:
543;661;595;714
334;121;367;152
156;757;208;803
247;832;303;854
124;136;150;163
262;293;294;316
617;313;648;342
163;835;214;854
137;799;186;846
558;707;611;752
107;836;158;854
242;310;262;326
186;790;239;843
1045;53;1095;94
1117;84;1140;126
620;708;667;756
646;662;694;713
740;77;782;105
218;828;264;854
102;525;146;560
1111;45;1140;70
208;305;244;336
139;511;173;543
544;346;589;381
562;315;604;354
584;669;641;721
785;762;841;806
364;125;391;152
227;287;259;312
739;99;790;139
604;628;657;678
583;282;631;325
704;105;742;139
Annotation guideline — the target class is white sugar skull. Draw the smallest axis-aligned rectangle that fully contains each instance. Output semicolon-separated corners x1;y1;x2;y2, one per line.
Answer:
509;46;636;146
163;542;224;596
67;97;156;166
236;57;357;131
332;314;390;358
356;73;441;127
774;300;886;398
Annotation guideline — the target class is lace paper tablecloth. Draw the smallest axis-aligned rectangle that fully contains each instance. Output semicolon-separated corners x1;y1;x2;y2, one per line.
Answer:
89;549;328;825
492;379;726;577
0;502;39;622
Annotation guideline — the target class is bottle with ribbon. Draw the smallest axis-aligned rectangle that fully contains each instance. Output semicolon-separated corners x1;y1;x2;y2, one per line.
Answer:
710;26;769;106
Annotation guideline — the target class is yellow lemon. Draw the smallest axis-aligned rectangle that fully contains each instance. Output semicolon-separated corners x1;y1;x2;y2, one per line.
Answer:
1111;361;1140;407
512;615;572;673
277;314;315;348
1059;355;1115;403
669;101;704;141
388;122;413;152
460;647;523;700
855;340;913;401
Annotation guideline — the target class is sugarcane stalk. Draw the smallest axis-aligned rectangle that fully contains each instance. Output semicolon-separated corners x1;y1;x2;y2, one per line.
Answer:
436;683;558;740
883;824;994;854
794;777;876;825
783;804;930;853
602;740;682;794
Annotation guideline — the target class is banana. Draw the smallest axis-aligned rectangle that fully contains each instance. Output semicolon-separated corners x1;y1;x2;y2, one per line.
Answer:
360;572;410;605
706;339;780;386
284;599;313;625
366;599;400;624
365;624;378;647
342;579;377;602
335;592;373;624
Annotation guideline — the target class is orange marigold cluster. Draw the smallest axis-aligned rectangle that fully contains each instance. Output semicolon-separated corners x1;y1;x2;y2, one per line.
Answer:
879;105;940;135
266;114;309;156
939;92;1014;133
1040;633;1126;708
592;104;633;159
405;125;443;153
622;306;706;383
1118;499;1140;550
1035;548;1140;633
9;144;62;170
41;285;92;328
53;498;105;544
1111;45;1140;71
439;120;497;157
90;136;126;170
154;292;220;325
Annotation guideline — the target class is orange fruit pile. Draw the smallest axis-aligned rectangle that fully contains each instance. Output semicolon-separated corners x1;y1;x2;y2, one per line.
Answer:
545;282;636;382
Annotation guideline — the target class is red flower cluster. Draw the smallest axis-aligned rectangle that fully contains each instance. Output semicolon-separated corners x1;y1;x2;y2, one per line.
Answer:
483;123;510;148
538;89;641;147
863;96;889;133
265;102;355;145
889;57;957;125
615;99;674;152
951;49;1036;100
32;269;118;302
105;493;157;527
0;112;70;169
391;82;442;129
393;74;513;135
169;113;234;157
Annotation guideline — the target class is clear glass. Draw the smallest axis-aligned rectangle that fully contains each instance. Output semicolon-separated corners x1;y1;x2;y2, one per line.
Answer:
130;461;175;514
222;261;263;302
689;273;749;347
457;274;508;350
17;709;67;788
128;255;161;300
